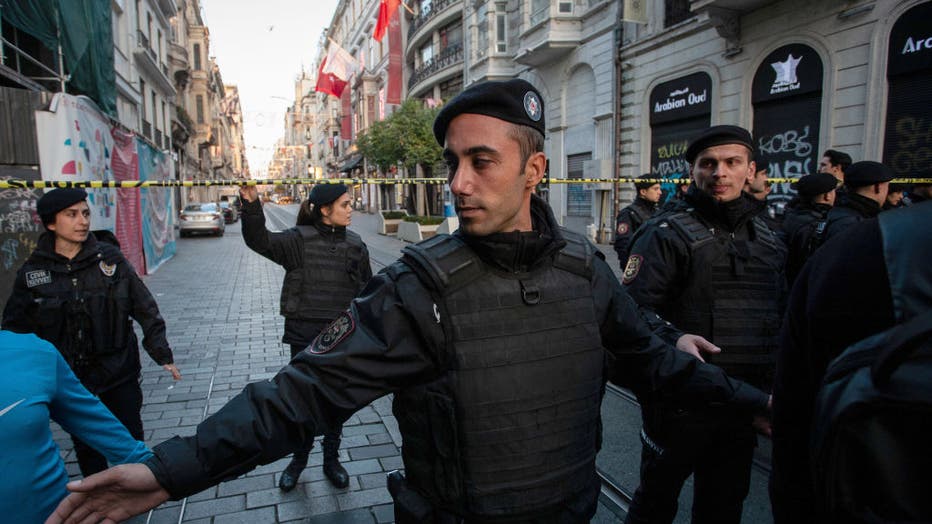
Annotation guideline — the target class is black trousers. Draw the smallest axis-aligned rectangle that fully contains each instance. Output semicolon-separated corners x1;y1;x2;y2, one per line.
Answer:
625;407;756;524
289;343;343;466
71;378;144;477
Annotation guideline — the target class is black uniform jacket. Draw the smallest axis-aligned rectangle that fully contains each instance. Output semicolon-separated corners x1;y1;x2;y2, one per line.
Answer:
770;215;897;524
823;192;881;242
613;197;656;264
240;199;373;345
2;232;173;393
145;197;769;505
781;201;831;285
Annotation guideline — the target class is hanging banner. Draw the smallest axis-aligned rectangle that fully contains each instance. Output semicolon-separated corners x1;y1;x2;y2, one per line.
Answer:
137;138;175;274
35;93;116;231
111;128;144;274
386;13;403;104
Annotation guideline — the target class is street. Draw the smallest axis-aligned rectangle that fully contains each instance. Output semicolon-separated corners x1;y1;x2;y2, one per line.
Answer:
49;206;772;523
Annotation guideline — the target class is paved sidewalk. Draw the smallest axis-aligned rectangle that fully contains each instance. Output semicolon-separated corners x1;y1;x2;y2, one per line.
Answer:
51;209;624;523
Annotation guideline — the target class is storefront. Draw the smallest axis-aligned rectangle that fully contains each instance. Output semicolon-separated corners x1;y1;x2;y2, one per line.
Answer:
752;43;824;206
649;72;712;201
882;1;932;178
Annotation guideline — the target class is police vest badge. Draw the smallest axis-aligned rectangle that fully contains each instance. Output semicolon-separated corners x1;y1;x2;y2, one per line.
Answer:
309;312;354;354
617;222;630;236
99;260;117;277
622;255;643;284
25;270;52;288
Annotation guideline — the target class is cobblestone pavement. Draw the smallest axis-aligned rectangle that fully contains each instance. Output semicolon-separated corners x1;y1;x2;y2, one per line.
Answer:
51;208;625;523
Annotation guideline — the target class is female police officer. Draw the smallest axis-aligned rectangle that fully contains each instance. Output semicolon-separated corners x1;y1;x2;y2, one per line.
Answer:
2;188;180;477
239;182;372;492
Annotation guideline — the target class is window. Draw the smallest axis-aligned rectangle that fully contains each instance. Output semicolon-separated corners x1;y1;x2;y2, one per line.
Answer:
146;13;152;44
151;91;158;128
439;22;462;52
567;153;593;217
476;3;489;58
157;29;162;61
558;1;573;14
439;77;463;100
196;95;204;124
193;43;201;70
140;79;147;118
665;0;692;27
531;0;549;25
495;4;506;53
419;42;433;65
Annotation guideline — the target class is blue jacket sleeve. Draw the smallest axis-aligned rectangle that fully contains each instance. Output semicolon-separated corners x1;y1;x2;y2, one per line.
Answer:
48;342;152;465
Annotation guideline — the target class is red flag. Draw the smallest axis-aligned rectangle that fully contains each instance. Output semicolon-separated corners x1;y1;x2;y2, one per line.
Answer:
386;11;402;104
315;57;347;98
373;0;400;41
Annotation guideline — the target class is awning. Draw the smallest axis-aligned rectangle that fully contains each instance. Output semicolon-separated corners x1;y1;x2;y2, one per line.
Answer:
338;155;363;173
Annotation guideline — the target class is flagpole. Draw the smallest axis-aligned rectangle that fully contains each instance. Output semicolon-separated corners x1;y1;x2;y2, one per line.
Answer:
400;1;415;15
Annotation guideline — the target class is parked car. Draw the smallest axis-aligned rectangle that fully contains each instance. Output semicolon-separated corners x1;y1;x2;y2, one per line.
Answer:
219;201;237;224
179;202;225;237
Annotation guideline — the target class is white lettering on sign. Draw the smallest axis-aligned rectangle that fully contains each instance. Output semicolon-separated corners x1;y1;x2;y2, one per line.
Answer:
654;89;708;114
902;36;932;54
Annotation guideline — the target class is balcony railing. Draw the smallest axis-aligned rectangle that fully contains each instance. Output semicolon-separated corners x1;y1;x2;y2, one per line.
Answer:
408;42;463;91
142;119;152;138
408;0;457;40
136;30;157;64
530;3;550;25
155;129;163;149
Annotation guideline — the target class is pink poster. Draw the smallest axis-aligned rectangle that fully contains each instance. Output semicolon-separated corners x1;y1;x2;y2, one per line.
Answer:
110;128;145;274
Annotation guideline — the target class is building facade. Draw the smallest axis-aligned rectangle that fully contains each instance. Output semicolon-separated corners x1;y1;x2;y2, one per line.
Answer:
617;0;932;212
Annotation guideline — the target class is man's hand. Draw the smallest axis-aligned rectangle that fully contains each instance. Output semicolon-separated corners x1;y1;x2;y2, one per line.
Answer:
164;363;181;381
675;334;722;363
44;464;169;524
239;185;258;203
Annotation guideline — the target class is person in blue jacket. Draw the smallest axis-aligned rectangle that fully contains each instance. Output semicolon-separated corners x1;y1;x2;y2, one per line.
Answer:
0;330;152;524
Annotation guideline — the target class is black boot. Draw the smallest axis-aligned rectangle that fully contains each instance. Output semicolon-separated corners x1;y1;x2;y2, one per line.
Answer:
322;431;349;489
278;450;309;492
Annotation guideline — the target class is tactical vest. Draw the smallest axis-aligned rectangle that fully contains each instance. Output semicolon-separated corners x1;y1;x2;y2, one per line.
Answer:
661;211;783;389
626;200;651;229
279;226;365;321
393;231;606;519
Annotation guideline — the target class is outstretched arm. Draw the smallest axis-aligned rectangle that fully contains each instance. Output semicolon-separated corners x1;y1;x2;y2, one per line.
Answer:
45;464;168;524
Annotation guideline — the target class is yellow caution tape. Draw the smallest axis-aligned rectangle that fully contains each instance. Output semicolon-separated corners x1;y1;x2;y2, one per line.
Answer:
1;177;930;189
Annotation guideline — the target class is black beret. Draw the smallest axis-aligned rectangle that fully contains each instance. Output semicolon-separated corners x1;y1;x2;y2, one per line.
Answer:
37;188;87;224
433;79;545;146
308;183;348;206
845;161;895;187
685;125;754;163
791;173;838;198
634;173;659;190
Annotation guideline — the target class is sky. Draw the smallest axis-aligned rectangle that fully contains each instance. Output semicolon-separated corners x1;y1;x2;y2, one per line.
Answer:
199;0;340;177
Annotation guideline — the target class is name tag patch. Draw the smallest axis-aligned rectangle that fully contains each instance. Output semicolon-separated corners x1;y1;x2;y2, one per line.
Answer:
25;270;52;288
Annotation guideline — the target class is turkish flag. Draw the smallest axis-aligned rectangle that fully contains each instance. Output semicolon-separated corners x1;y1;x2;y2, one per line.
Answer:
373;0;400;41
315;57;347;98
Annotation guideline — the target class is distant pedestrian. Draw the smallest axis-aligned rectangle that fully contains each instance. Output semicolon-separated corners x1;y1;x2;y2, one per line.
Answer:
239;182;372;492
904;173;931;205
0;330;152;524
818;149;852;185
822;161;894;242
883;183;907;210
2;188;180;477
613;173;660;267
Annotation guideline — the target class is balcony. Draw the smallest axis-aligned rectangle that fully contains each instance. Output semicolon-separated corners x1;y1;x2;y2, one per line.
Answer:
133;30;175;95
155;129;164;149
408;0;459;41
142;119;152;139
408;43;463;95
514;7;583;67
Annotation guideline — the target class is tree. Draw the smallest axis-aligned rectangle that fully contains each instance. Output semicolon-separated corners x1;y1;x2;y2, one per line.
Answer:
357;99;442;173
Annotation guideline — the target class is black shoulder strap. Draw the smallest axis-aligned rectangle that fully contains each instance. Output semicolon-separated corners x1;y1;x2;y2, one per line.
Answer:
400;234;484;294
751;216;781;254
553;228;596;279
809;220;828;254
294;225;318;239
665;211;715;250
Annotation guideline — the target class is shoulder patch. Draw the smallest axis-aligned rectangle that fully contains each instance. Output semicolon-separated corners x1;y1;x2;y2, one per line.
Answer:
25;269;52;288
622;255;643;284
617;222;630;236
99;260;117;277
308;312;355;354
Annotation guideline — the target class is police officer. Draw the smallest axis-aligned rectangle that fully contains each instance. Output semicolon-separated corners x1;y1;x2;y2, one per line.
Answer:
622;125;786;524
2;188;180;477
239;182;371;492
771;201;932;523
614;173;661;266
822;160;894;242
781;172;837;286
818;149;852;185
904;173;932;206
47;80;770;524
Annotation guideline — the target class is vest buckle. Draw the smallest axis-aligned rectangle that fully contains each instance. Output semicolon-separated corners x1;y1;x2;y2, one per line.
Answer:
520;280;540;305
